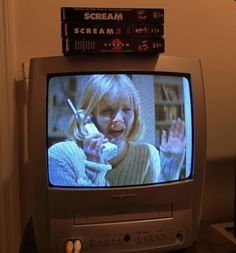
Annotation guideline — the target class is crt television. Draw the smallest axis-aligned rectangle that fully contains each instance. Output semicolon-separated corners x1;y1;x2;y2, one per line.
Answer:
24;55;206;253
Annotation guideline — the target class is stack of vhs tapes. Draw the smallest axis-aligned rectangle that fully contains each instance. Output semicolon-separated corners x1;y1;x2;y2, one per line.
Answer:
61;7;165;55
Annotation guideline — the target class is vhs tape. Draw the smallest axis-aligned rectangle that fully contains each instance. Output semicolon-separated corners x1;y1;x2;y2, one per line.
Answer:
61;23;164;38
62;37;165;55
61;7;164;24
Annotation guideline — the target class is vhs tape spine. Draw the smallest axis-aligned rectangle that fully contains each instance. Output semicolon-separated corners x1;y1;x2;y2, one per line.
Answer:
61;23;164;38
62;37;165;55
61;8;164;24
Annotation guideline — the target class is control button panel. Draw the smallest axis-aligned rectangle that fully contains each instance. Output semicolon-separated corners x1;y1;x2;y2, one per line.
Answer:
62;228;185;252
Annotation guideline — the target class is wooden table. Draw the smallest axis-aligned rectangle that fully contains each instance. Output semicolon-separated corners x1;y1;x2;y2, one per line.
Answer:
175;223;236;253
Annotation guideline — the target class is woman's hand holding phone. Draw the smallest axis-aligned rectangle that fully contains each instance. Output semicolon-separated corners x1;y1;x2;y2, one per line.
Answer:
83;133;109;163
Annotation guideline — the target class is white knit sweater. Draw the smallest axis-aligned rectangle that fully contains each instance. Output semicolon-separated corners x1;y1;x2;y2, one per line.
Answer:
48;140;183;187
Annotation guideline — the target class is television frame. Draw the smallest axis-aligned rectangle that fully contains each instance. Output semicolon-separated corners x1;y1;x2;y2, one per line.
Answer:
26;55;206;253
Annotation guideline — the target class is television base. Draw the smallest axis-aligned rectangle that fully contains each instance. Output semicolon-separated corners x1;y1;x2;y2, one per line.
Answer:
211;221;236;245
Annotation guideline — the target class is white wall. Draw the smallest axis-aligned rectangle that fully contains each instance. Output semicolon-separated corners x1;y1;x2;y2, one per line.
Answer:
0;1;21;253
13;0;236;160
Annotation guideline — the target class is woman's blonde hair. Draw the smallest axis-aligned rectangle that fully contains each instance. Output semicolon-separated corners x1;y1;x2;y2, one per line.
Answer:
70;74;144;141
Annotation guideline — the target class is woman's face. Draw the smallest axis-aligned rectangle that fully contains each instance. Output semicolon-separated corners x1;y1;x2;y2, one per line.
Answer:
94;100;135;147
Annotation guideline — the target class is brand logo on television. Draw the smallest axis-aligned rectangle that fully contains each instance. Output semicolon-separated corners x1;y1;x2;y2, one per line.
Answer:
84;12;123;21
112;194;137;200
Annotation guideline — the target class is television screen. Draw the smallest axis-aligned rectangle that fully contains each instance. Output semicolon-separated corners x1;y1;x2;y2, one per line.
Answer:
47;73;192;187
